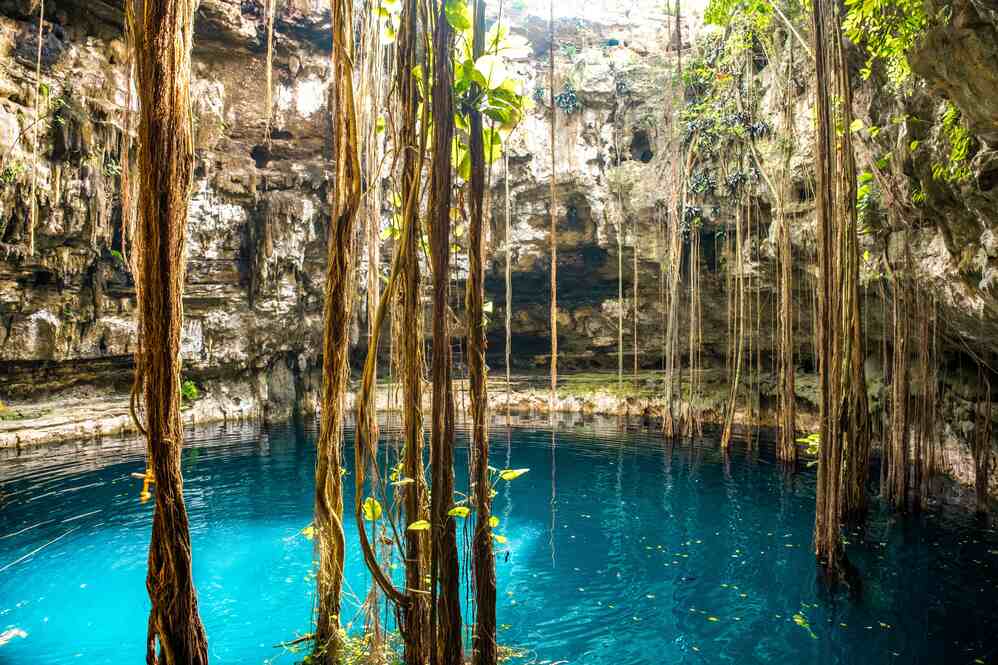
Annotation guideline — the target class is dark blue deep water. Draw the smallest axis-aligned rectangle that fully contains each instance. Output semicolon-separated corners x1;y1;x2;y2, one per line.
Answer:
2;418;997;664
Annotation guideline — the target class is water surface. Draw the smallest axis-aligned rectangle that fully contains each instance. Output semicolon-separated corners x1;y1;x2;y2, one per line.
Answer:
1;418;996;664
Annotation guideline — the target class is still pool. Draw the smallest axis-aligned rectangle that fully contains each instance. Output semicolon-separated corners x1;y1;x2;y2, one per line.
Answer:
1;418;997;664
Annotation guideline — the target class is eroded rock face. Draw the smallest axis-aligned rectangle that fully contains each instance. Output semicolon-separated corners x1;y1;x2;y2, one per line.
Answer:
0;0;332;418
0;0;995;496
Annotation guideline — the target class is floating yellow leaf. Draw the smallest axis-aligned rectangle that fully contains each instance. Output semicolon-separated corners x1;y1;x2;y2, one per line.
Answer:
407;519;431;531
363;497;382;521
499;468;530;481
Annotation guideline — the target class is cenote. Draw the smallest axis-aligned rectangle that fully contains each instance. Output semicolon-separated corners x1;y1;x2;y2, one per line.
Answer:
2;419;996;665
3;0;998;661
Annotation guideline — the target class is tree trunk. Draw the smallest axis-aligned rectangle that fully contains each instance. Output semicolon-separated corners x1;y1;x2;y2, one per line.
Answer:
973;375;993;514
776;38;796;465
313;0;361;660
128;1;209;663
834;11;871;525
428;3;463;664
397;2;430;662
470;4;497;665
812;0;869;573
810;0;844;574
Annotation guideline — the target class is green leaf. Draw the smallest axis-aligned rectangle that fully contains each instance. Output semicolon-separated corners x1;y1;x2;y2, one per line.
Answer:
301;525;316;540
445;0;472;32
850;118;864;133
499;468;529;481
448;506;471;518
475;54;510;89
407;519;431;531
363;497;383;521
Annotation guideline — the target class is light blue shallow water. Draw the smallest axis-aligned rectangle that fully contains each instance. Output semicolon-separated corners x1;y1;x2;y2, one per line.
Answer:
1;418;997;664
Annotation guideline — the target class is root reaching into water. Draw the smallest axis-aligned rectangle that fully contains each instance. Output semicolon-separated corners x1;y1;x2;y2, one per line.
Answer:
27;0;44;256
548;0;558;412
313;0;363;660
127;1;209;662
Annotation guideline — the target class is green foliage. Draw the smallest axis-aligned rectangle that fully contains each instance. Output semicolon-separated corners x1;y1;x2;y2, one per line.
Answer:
532;85;546;106
704;0;773;29
931;102;973;183
843;0;928;85
856;170;880;234
180;379;199;402
560;43;578;60
449;8;533;180
376;0;402;43
0;160;25;184
554;81;581;115
444;0;471;31
689;169;717;195
677;15;770;175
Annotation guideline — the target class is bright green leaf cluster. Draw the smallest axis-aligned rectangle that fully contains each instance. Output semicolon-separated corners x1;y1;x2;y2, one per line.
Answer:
449;4;533;180
843;0;928;86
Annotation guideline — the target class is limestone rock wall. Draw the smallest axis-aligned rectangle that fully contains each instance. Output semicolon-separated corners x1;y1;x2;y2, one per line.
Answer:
0;0;333;420
0;0;995;478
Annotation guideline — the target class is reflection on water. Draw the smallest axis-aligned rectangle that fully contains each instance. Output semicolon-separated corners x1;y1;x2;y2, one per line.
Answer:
1;416;997;664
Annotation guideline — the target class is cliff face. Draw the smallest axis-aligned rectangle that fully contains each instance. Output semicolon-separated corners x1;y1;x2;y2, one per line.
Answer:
1;0;333;424
0;0;995;479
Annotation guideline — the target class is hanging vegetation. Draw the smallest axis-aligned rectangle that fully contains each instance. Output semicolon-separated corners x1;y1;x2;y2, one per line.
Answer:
126;0;209;662
548;0;559;410
468;2;496;664
395;0;431;660
661;0;685;438
882;247;912;513
15;0;998;660
312;0;362;660
428;2;463;663
809;0;870;576
27;0;44;256
775;37;797;465
973;371;993;514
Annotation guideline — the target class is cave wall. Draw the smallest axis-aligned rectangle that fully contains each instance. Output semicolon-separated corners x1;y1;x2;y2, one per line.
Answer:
0;0;335;420
0;0;995;481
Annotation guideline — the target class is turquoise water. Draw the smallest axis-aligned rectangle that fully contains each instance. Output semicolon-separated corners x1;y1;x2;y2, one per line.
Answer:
1;418;997;664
